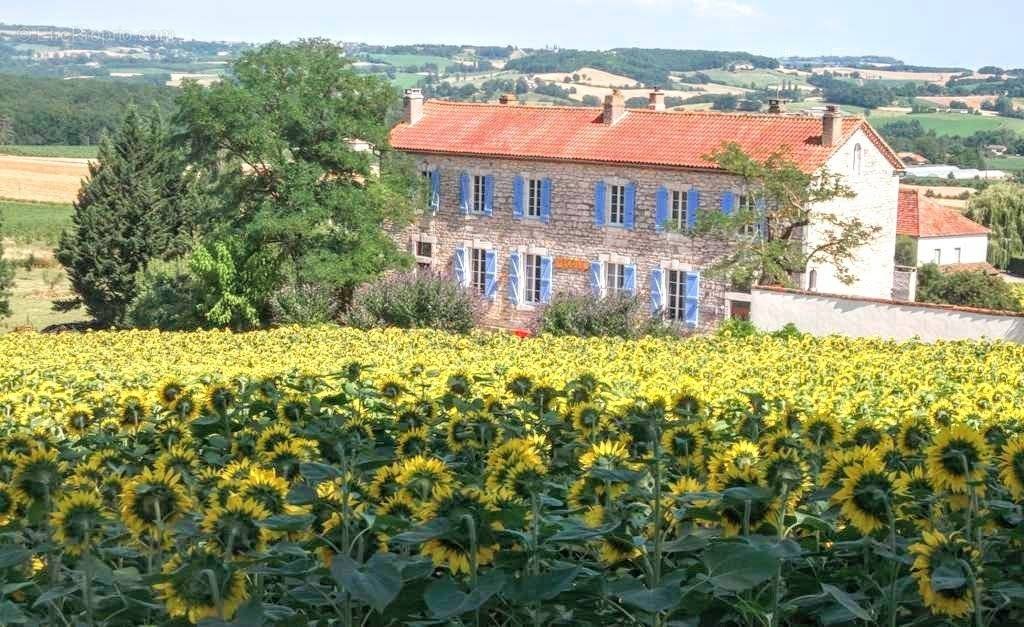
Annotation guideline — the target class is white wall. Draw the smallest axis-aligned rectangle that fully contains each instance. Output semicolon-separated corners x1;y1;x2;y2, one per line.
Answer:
915;234;988;266
751;287;1024;342
803;128;900;299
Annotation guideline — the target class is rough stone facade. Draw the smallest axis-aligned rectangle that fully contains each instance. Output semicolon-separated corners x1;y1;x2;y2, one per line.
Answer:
395;154;742;331
394;131;900;331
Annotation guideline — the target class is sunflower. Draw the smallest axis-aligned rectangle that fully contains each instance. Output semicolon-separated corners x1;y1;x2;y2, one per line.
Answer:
153;546;248;623
11;447;66;506
910;531;980;618
155;419;193;450
117;390;149;432
820;446;875;487
0;484;17;526
709;440;761;476
898;416;934;457
396;456;457;503
154;377;186;410
570;403;608;441
378;378;406;401
259;439;316;481
277;393;307;422
202;494;272;557
894;466;935;527
445;372;473;397
761;449;812;506
154;444;200;480
579;440;638;475
445;413;494;453
203;383;236;414
925;425;991;493
662;475;709;530
63;403;96;437
368;462;403;501
505;371;534;397
50;491;107;556
660;425;706;470
421;538;498;575
833;455;902;535
255;423;294;455
667;390;703;418
566;476;627;510
709;465;777;536
581;504;642;565
120;467;194;538
395;426;431;458
483;437;548;500
238;468;295;517
998;436;1024;500
802;414;841;452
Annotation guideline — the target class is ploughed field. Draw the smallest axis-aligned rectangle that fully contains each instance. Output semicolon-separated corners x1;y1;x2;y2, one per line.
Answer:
0;328;1022;624
0;154;90;204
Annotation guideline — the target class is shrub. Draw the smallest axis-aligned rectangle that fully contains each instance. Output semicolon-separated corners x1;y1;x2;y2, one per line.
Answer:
716;317;759;338
268;283;342;326
346;271;478;333
894;235;917;266
917;263;1022;311
536;292;678;338
127;261;202;331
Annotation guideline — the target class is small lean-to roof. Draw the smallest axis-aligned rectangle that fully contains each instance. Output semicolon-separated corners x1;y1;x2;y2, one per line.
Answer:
897;187;990;238
390;100;904;172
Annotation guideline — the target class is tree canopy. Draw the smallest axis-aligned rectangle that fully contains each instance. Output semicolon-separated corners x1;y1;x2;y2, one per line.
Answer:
965;182;1024;269
174;39;418;322
695;143;876;289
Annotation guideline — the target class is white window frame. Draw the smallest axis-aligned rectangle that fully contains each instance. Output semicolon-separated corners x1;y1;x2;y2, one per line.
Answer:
607;183;626;226
471;174;487;214
852;144;863;175
669;188;689;231
954;247;962;263
737;192;758;238
606;262;627;297
512;245;550;309
523;253;544;305
411;234;437;270
526;178;543;219
469;247;488;294
658;260;698;325
932;249;942;265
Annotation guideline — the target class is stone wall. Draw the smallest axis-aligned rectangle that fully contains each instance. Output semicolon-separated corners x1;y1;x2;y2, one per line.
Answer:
394;154;738;330
393;137;900;330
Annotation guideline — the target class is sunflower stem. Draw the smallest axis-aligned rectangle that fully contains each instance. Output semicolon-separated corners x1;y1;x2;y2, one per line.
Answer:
202;568;224;620
884;498;898;627
650;407;664;627
82;551;95;627
530;490;542;627
462;513;481;627
770;485;788;627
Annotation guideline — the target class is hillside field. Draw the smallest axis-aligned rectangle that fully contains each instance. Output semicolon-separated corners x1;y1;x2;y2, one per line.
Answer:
0;154;90;204
0;145;100;159
866;111;1024;136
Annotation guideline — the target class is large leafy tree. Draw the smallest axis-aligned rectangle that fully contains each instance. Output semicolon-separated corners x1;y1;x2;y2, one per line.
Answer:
174;40;418;313
696;143;878;289
56;107;197;327
965;182;1024;269
917;263;1021;311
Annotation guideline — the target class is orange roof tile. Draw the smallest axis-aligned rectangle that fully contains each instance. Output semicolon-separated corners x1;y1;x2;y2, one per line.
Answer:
897;187;989;238
390;101;903;173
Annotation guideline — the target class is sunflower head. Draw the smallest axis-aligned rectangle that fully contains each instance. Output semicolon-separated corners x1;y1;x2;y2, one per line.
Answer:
202;494;272;557
999;436;1024;501
926;425;991;494
120;467;194;538
833;454;903;535
50;491;107;556
11;447;66;507
910;531;980;618
153;546;248;623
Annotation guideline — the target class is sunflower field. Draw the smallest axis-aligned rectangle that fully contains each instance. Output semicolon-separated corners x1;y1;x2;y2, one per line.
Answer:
1;327;1024;625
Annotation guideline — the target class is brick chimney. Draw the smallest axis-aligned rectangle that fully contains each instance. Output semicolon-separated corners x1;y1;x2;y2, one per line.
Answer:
603;89;626;124
648;88;665;111
499;92;518;105
822;104;842;146
403;88;424;125
767;98;786;114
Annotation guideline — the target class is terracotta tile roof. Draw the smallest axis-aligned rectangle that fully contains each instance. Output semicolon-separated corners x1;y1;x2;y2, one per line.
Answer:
390;101;904;173
897;187;989;238
940;262;1000;276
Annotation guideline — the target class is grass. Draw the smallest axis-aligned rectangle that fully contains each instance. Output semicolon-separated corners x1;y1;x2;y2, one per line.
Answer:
0;264;85;333
390;72;425;89
0;200;73;245
986;156;1024;172
0;145;98;158
867;111;1024;136
367;53;456;71
695;69;809;89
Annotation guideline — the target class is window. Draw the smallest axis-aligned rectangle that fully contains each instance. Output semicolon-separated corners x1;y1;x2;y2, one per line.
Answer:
932;249;942;265
808;269;817;292
852;144;863;175
738;194;758;237
527;179;543;218
416;241;433;258
472;175;487;214
606;263;627;296
954;247;962;263
470;248;488;294
670;190;688;230
524;254;543;304
666;270;686;322
608;184;626;225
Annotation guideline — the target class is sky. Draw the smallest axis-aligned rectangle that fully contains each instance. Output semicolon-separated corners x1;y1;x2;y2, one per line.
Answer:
3;0;1022;69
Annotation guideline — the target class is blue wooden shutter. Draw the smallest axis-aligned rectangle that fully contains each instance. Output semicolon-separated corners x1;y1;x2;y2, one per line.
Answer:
684;271;700;327
624;265;637;296
589;261;604;296
721;191;735;216
624;183;637;229
459;173;470;214
540;256;553;303
429;170;441;212
650;269;664;314
483;175;495;216
686;189;699;231
655;186;669;232
453;247;468;286
507;252;521;304
594;181;606;227
512;176;524;219
540;178;552;223
484;250;498;298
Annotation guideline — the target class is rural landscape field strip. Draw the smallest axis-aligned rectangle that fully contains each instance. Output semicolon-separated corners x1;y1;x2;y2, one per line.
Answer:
0;328;1023;623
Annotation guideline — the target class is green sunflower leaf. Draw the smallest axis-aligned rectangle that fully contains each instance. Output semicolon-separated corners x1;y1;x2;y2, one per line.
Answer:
701;542;778;592
330;553;403;614
821;583;873;621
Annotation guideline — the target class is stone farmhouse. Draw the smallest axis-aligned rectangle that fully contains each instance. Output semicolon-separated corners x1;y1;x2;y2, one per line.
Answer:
389;88;903;330
896;187;990;268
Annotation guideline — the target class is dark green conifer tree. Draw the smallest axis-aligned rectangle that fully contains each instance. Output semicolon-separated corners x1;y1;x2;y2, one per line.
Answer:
56;107;196;327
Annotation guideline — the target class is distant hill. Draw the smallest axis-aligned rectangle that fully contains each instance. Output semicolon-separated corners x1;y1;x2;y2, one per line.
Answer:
505;48;779;87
